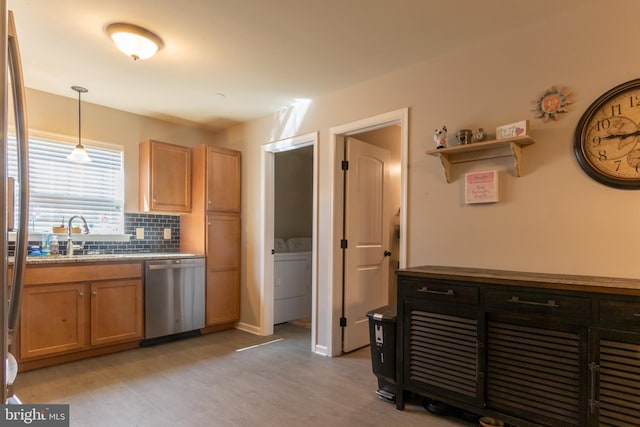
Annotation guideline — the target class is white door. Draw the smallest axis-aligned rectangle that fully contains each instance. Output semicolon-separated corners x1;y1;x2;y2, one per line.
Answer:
342;137;391;352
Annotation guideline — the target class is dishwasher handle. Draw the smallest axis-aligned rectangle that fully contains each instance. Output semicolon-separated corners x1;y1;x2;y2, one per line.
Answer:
146;261;204;271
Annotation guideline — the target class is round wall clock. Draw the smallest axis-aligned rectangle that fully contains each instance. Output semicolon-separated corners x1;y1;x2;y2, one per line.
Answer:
574;78;640;189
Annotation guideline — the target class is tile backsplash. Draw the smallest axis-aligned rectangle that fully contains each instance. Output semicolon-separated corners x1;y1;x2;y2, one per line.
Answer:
21;213;181;255
123;213;180;253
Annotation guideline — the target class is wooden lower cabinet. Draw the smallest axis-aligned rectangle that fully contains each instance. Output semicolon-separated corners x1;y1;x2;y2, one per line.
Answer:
205;213;240;326
17;263;143;370
591;329;640;426
20;283;87;359
91;280;143;346
399;278;483;410
396;266;640;427
590;295;640;426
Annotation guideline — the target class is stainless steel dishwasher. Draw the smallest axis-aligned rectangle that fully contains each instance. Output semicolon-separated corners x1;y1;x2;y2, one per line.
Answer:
144;257;205;342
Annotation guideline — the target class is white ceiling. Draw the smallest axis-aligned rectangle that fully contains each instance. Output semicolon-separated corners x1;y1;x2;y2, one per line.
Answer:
10;0;586;131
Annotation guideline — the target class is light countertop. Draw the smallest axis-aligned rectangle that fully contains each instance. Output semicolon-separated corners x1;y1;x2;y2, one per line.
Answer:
14;253;205;265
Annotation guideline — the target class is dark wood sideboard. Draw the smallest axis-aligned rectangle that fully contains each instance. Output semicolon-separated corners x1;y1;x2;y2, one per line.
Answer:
395;266;640;427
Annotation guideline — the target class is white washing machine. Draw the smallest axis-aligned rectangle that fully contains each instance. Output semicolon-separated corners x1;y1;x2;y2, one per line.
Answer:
274;238;312;324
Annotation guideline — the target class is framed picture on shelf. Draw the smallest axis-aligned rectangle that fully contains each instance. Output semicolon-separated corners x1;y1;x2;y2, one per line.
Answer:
496;120;529;139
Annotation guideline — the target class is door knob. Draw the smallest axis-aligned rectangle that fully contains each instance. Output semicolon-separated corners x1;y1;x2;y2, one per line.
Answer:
384;250;392;257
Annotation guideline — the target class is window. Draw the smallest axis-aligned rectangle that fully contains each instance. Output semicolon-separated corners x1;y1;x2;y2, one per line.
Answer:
9;133;124;234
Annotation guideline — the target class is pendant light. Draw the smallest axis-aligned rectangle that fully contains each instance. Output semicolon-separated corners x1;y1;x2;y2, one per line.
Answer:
106;23;164;61
67;86;92;164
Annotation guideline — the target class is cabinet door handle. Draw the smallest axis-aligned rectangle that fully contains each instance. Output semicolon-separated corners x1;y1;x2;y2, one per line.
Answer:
590;362;600;413
417;287;455;296
507;296;558;308
633;313;640;317
79;292;84;297
92;291;97;296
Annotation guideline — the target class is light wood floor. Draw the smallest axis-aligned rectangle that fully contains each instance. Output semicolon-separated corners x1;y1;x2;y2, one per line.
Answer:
14;324;476;427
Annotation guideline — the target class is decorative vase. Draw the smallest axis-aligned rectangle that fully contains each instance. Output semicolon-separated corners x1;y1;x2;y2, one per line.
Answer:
455;129;473;145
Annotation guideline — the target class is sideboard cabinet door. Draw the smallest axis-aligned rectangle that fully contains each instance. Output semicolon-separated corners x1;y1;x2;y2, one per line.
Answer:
398;277;483;409
484;288;590;426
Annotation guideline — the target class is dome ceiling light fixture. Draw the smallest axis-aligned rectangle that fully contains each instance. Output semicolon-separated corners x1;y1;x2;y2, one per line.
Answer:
106;22;164;61
67;86;92;164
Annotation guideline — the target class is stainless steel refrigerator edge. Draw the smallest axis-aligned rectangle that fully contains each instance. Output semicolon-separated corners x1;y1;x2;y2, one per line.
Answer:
144;258;205;340
1;3;30;404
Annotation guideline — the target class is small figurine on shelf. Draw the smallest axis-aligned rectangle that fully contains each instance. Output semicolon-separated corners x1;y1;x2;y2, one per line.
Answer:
474;128;487;142
433;125;448;149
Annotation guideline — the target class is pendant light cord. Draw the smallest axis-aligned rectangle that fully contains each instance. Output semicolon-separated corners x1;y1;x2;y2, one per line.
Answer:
68;86;91;163
71;85;87;149
77;89;82;148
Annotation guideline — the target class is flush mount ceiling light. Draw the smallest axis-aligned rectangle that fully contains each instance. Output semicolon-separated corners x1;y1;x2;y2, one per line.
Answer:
106;22;164;61
67;86;92;164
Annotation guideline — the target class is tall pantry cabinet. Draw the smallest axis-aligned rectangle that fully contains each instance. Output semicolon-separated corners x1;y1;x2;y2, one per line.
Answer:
181;145;241;332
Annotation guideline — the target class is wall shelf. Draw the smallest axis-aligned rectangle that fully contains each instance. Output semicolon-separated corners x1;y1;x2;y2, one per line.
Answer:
426;135;535;183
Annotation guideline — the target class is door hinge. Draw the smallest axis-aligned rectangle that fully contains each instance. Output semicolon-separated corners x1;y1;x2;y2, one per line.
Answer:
340;239;348;249
341;160;349;171
340;317;347;327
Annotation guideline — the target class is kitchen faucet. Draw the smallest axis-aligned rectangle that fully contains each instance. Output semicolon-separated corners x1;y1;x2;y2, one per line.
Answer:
67;215;90;256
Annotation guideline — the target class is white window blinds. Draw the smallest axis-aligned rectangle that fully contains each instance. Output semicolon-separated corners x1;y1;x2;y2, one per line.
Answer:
8;135;124;234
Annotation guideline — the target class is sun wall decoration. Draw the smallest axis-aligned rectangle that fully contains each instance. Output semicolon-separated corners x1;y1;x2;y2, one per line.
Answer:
533;86;572;121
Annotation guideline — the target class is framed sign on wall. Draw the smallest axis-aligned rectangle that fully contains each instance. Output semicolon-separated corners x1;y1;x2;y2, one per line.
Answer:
465;170;498;204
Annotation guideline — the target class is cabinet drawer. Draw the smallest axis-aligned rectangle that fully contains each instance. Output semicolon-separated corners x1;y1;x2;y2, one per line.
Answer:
599;299;640;327
485;289;589;321
400;278;478;305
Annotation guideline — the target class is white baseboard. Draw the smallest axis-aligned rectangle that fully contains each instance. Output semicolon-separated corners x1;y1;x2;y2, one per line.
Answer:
313;344;329;357
236;322;262;335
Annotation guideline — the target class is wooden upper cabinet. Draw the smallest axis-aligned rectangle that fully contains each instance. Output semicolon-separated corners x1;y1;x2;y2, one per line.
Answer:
139;140;192;213
206;146;241;213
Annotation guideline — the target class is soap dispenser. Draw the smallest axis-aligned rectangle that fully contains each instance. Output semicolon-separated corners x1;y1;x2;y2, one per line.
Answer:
41;233;51;255
50;235;59;255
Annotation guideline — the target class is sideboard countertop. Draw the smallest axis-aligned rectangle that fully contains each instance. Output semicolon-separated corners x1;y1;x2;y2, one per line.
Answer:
397;265;640;295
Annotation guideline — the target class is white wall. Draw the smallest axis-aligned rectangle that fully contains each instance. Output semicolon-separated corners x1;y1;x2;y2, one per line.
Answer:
24;88;220;213
274;147;313;240
215;0;640;350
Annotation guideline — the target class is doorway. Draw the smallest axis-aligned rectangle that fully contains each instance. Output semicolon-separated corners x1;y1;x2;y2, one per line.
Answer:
329;108;408;356
273;146;313;326
260;132;318;347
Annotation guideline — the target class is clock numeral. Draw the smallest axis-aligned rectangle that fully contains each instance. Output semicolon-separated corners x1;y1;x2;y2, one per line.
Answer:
598;150;608;161
596;119;610;131
611;104;622;116
592;135;601;146
614;159;622;171
630;95;640;108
